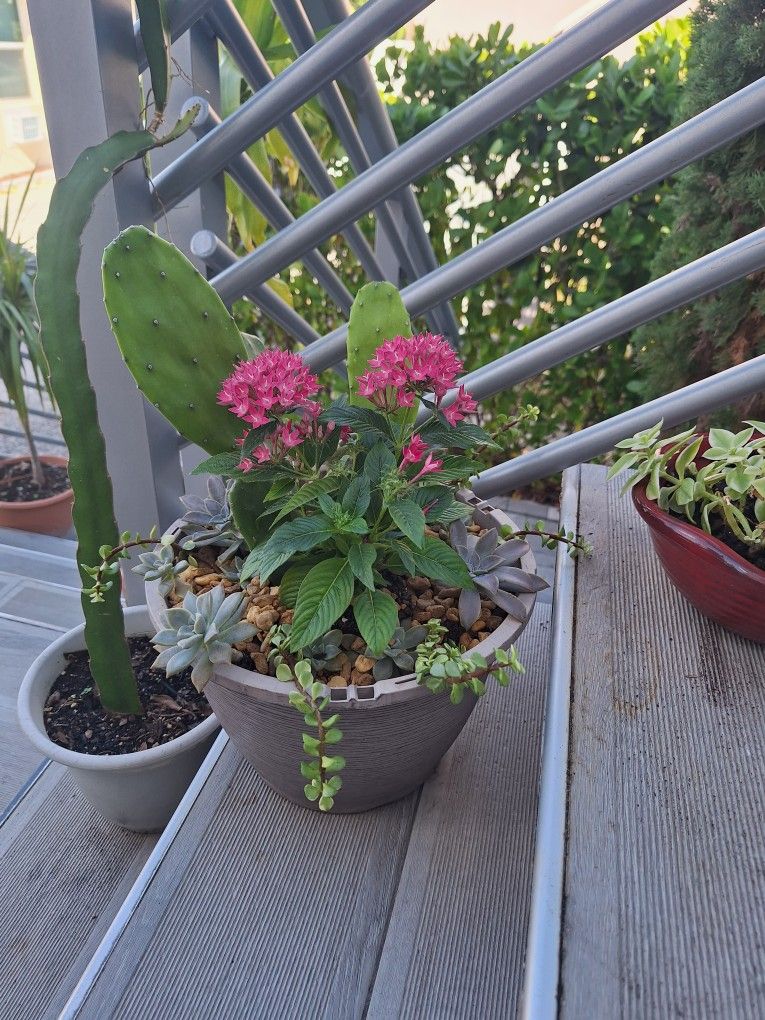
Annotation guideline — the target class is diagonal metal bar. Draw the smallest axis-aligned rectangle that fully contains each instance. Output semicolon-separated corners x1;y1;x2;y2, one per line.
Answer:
270;0;419;281
455;227;765;403
204;0;384;284
182;97;353;313
303;0;462;341
472;354;765;495
208;0;683;308
300;76;765;372
272;0;455;339
152;0;433;214
191;230;320;346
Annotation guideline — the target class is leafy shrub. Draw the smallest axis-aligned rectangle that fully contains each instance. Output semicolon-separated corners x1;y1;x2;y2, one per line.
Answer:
376;20;689;455
634;0;765;421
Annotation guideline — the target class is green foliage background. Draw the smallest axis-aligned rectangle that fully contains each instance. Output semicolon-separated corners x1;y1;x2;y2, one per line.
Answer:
634;0;765;422
223;8;691;453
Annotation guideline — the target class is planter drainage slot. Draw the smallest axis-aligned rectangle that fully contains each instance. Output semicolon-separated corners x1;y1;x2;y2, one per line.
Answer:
357;686;375;701
330;687;349;702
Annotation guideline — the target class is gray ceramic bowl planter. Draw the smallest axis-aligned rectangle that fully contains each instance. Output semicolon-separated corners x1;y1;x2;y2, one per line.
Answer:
17;606;220;832
146;496;538;813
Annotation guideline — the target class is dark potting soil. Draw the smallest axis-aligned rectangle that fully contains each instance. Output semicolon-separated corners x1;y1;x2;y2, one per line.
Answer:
0;459;70;502
44;636;212;755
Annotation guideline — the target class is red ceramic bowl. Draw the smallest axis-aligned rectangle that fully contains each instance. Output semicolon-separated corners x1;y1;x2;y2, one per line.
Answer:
632;481;765;644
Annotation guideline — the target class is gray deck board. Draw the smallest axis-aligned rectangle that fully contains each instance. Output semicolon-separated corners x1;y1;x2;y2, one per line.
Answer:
366;604;552;1019
561;465;765;1019
0;532;81;811
0;617;57;811
69;608;553;1020
0;764;156;1020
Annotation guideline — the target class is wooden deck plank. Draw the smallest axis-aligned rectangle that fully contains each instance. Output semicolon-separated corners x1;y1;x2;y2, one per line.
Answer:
71;607;552;1020
70;744;419;1020
0;617;57;811
366;604;552;1020
561;465;765;1019
0;764;156;1020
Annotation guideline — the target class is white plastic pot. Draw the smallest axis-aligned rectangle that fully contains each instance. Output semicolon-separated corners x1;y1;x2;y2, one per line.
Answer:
17;605;219;832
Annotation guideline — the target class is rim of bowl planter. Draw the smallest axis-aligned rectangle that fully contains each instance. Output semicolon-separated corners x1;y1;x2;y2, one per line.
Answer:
145;491;539;708
631;478;764;584
0;454;73;509
17;604;219;772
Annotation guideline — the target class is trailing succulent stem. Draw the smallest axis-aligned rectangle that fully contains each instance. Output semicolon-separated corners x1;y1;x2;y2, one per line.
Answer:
275;658;345;811
34;112;196;715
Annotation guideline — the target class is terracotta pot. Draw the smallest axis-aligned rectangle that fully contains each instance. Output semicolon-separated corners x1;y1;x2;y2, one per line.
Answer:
0;454;73;537
632;480;765;644
146;494;541;813
17;606;220;831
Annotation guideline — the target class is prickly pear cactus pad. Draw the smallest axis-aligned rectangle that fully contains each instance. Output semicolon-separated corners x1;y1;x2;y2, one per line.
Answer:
347;281;411;409
103;226;247;454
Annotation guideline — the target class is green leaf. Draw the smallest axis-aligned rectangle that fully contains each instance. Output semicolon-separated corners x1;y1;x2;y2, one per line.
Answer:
421;419;499;450
321;399;392;442
363;442;396;481
324;727;343;744
304;783;321;802
348;543;376;589
353;589;398;656
279;561;317;608
191;451;241;476
290;558;355;650
342;475;371;516
321;754;346;773
241;516;335;582
410;536;475;587
273;476;338;523
388;498;426;548
302;732;320;755
427;455;479;482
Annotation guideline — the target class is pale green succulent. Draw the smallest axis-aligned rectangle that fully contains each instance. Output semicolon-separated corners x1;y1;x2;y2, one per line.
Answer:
132;541;189;598
450;520;548;628
152;584;256;691
178;476;243;561
365;625;428;680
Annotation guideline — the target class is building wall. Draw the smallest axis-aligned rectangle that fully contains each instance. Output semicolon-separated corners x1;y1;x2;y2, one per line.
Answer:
0;0;51;179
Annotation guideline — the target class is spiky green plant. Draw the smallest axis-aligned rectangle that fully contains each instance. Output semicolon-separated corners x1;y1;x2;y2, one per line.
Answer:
33;1;194;714
0;173;52;487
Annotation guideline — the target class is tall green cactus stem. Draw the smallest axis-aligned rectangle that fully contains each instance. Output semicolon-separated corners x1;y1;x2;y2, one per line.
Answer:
346;282;411;411
103;226;247;454
136;0;170;125
34;115;196;716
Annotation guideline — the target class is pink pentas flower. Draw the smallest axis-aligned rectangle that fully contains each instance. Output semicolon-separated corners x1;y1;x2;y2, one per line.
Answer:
442;386;478;426
218;349;320;427
411;452;443;482
400;434;429;470
253;445;271;464
358;333;464;411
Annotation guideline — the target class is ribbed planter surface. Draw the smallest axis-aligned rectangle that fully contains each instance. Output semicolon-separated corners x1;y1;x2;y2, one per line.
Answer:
147;494;539;812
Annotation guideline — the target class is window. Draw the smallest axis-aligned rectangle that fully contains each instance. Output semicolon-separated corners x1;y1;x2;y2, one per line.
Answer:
0;0;21;44
0;48;28;98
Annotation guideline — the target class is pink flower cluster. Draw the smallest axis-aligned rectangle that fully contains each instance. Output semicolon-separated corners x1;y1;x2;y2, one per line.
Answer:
356;333;477;424
400;434;443;480
218;349;320;427
218;349;322;469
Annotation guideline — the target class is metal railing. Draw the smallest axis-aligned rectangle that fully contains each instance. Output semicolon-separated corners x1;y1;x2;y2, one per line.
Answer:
28;0;765;554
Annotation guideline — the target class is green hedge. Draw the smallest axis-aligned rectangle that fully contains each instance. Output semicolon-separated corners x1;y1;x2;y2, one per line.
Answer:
634;0;765;422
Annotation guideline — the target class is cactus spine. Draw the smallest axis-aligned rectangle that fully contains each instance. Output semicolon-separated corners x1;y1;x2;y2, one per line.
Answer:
103;226;246;454
346;282;411;410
